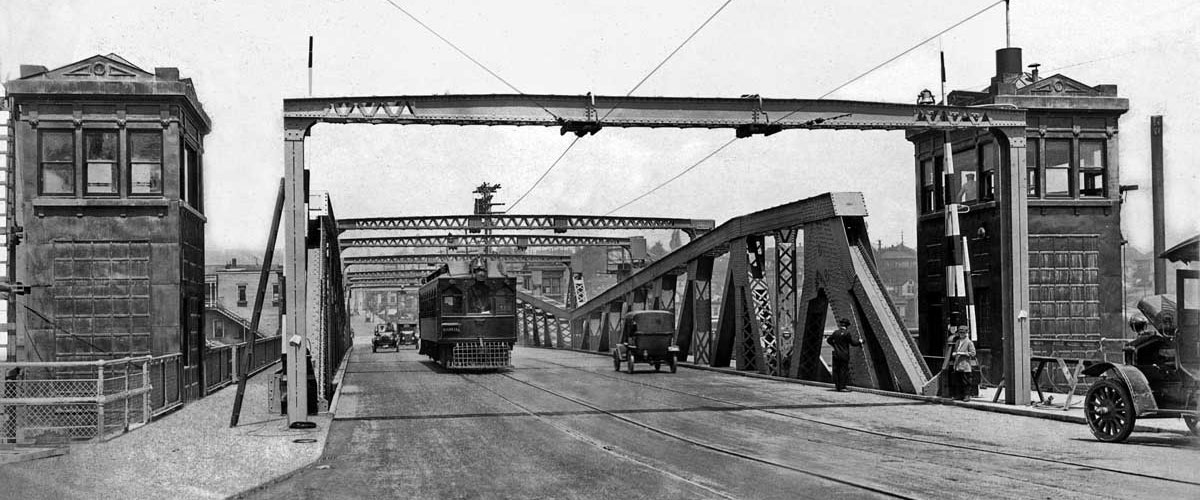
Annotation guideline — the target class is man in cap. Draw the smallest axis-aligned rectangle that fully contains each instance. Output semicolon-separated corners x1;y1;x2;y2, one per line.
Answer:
827;318;863;392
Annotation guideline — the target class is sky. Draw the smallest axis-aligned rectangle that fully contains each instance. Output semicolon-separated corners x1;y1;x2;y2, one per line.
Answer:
2;0;1197;256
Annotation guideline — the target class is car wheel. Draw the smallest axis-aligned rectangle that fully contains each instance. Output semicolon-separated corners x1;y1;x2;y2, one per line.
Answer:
1084;378;1136;443
626;357;635;374
613;353;622;371
654;362;661;372
669;358;677;374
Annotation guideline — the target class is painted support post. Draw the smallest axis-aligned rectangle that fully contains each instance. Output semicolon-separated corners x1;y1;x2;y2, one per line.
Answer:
96;363;105;439
775;229;798;377
283;124;311;426
142;360;151;425
994;126;1031;405
659;275;678;312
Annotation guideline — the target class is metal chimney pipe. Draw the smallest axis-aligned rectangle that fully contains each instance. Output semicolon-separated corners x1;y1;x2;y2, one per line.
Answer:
1151;115;1166;294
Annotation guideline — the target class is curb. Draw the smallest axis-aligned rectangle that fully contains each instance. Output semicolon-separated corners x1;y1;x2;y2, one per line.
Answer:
327;345;354;414
529;345;1189;435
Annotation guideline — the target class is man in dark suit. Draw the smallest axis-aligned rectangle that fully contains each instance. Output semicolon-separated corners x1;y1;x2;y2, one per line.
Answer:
827;318;863;392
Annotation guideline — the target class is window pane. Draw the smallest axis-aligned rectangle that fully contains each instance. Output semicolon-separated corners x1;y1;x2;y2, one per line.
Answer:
130;163;162;194
1080;140;1105;170
1046;168;1070;197
1045;139;1071;170
1026;138;1039;168
129;132;162;162
85;131;117;161
87;162;118;194
1027;168;1040;197
953;149;977;203
1079;170;1105;197
921;159;934;186
42;163;75;194
41;131;74;161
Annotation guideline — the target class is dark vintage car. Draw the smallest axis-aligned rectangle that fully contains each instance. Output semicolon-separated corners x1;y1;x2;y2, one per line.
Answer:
397;323;418;348
372;323;399;353
612;310;679;373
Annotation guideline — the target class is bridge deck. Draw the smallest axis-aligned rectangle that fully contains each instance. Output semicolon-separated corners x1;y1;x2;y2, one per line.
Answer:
247;330;1200;499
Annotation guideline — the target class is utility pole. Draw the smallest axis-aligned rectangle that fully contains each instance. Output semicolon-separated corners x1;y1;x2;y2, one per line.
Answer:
473;183;504;257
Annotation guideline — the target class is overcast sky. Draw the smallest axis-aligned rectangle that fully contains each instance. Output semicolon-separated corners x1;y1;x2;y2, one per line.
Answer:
2;0;1197;254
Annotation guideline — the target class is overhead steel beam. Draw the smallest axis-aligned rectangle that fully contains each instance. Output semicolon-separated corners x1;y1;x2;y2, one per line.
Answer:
283;94;1025;133
343;253;572;266
345;270;433;280
572;192;867;321
348;276;425;285
340;234;631;249
337;214;715;236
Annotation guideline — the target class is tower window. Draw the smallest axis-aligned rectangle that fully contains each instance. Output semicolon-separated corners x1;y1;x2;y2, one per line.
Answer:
1044;139;1072;197
40;130;75;195
1078;140;1106;197
84;130;119;195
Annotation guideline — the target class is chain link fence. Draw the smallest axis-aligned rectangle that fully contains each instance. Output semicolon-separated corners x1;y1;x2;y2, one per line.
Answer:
2;357;152;445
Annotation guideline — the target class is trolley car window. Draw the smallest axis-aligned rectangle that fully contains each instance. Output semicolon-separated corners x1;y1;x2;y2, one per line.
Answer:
468;283;491;313
442;289;464;314
494;289;514;314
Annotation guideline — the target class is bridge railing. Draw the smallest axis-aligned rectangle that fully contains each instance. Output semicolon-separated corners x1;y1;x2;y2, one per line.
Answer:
1;356;153;445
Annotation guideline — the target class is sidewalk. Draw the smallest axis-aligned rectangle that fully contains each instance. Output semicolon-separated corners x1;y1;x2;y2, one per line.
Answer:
0;364;334;500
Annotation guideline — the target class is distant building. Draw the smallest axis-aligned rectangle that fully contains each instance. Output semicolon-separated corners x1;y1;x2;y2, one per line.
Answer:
875;242;919;329
5;55;210;398
204;259;284;341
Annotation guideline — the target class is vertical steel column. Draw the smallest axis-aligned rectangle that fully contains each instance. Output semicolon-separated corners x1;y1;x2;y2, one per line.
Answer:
774;229;798;377
994;126;1031;405
659;275;678;313
283;124;310;426
746;235;778;375
1150;115;1166;294
681;257;713;364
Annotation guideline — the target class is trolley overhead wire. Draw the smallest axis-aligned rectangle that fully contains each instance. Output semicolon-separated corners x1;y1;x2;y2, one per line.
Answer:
380;0;561;121
508;0;736;212
604;0;1006;215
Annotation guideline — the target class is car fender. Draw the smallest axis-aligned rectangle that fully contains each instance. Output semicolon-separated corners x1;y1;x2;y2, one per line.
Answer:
1083;362;1159;416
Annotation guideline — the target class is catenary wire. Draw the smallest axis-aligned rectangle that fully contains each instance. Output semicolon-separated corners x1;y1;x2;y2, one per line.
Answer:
380;0;561;121
604;0;1005;215
508;0;736;212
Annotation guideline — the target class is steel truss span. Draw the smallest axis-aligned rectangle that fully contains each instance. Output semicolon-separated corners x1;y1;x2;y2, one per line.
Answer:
283;93;1025;132
340;234;631;248
343;254;571;266
338;214;715;235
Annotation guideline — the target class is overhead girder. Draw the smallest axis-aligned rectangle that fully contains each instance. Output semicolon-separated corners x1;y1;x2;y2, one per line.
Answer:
340;234;631;249
347;276;425;285
283;94;1025;135
342;253;572;266
344;270;433;280
338;214;715;237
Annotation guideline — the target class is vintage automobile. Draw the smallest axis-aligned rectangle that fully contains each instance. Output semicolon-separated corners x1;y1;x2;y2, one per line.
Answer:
1081;235;1199;442
372;323;399;353
397;323;418;349
612;310;679;374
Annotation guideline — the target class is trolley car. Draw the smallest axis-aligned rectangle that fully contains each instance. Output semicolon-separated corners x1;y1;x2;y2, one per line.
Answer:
418;263;517;369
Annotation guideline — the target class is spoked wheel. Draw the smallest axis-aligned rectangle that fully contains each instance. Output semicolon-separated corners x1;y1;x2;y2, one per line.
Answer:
1184;416;1199;436
613;353;622;371
669;357;677;373
1084;378;1136;443
1185;391;1200;436
654;362;662;372
626;357;635;374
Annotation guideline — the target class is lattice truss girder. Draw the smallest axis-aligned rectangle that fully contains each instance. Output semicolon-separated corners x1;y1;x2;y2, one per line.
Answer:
338;214;714;235
284;94;1025;131
340;234;631;248
343;254;570;266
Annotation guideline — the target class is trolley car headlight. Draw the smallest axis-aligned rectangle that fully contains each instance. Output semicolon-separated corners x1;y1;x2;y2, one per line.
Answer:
668;345;679;352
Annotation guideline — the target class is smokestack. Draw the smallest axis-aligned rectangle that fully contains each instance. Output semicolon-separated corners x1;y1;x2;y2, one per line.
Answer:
1151;115;1166;294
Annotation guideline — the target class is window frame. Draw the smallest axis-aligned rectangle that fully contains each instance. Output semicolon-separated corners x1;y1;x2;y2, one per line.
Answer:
1043;138;1073;198
83;129;120;197
1077;139;1107;198
38;128;77;196
128;130;164;197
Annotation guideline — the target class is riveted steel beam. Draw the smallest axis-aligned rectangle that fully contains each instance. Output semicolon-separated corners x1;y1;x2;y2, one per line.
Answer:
342;254;572;266
283;94;1024;132
344;270;433;280
338;214;715;236
340;234;631;249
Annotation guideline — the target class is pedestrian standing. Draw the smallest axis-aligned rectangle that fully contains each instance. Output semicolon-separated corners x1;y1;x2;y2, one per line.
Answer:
827;318;862;392
942;312;964;399
949;324;978;401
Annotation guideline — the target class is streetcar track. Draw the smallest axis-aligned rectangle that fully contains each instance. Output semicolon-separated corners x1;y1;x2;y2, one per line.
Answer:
333;401;926;421
532;358;1200;488
493;372;918;499
454;373;740;500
